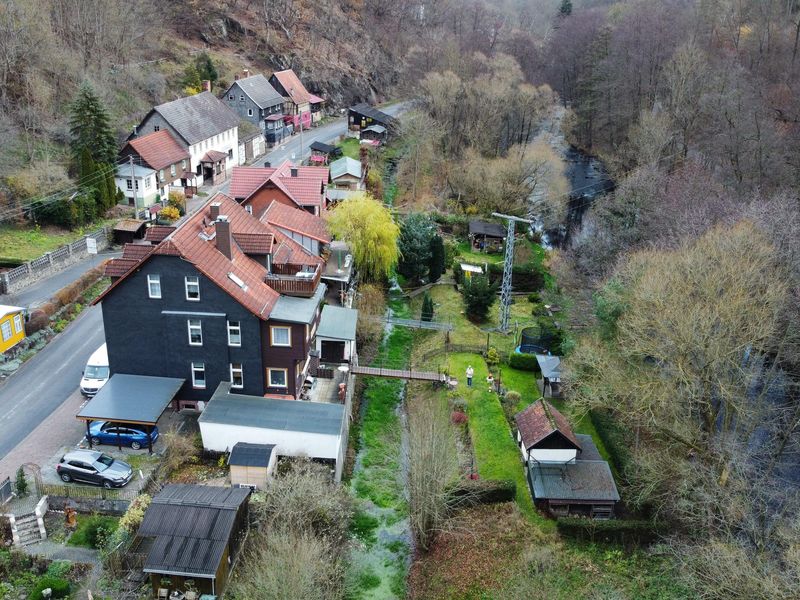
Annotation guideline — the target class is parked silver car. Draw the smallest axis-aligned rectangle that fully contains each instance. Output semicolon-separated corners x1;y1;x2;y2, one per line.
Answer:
56;450;133;489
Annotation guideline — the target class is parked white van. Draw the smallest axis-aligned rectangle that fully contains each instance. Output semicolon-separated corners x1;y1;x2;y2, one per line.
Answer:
80;343;109;397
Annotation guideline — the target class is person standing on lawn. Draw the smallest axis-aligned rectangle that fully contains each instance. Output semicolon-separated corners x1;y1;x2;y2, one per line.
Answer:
466;365;474;387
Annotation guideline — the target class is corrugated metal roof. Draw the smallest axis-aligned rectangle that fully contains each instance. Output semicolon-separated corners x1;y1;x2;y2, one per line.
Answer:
199;382;344;435
76;374;184;424
469;220;506;238
330;157;362;180
153;92;239;145
317;305;357;341
139;484;250;578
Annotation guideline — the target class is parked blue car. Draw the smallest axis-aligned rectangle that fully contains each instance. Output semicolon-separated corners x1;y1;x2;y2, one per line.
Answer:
88;421;159;450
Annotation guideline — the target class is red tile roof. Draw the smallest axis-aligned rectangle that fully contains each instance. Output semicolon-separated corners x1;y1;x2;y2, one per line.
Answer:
201;149;228;163
515;399;581;451
103;244;155;278
144;226;176;243
272;69;310;104
233;232;274;255
125;130;190;171
270;228;324;268
262;201;330;243
230;162;328;211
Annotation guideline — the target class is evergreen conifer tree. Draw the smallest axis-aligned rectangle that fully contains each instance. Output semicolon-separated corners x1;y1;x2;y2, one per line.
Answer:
428;234;446;283
421;292;434;322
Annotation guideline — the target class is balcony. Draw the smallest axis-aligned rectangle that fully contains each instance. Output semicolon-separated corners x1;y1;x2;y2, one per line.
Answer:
265;266;321;297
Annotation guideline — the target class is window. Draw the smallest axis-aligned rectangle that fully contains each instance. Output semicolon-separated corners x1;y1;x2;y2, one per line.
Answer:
159;169;165;182
270;326;291;347
227;321;241;346
144;177;152;189
170;164;176;177
239;95;245;102
245;205;253;215
228;148;233;159
268;368;287;388
230;363;243;388
1;321;11;341
181;159;187;170
126;179;133;190
191;362;206;388
247;108;253;117
147;274;161;299
187;319;202;346
229;94;234;100
154;125;160;132
185;276;200;301
13;314;22;334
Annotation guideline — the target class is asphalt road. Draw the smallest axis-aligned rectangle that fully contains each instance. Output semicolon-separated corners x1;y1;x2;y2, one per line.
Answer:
0;249;121;309
0;305;104;460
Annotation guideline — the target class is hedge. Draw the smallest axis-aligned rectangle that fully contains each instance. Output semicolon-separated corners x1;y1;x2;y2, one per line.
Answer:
589;409;633;478
508;353;540;372
431;212;469;237
448;478;516;506
556;517;666;545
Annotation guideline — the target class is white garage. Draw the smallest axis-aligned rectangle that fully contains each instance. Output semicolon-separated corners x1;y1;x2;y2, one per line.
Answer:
199;382;348;481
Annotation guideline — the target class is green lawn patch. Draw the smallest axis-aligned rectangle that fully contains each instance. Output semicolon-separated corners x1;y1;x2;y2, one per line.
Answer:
0;221;115;262
337;138;361;160
67;514;119;549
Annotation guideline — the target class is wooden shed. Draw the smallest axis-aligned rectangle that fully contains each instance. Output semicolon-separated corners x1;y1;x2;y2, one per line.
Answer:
112;219;147;244
228;442;276;489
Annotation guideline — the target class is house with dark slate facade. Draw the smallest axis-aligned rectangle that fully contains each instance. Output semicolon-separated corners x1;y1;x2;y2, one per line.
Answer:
222;72;288;147
95;193;335;408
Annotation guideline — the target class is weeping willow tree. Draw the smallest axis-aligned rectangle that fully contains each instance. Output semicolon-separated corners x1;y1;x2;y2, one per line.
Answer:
326;192;400;283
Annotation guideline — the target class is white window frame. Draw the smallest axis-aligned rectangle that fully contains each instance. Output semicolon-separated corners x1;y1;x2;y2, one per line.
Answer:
154;125;160;132
126;179;133;190
247;108;253;117
227;320;241;346
268;368;288;388
245;205;253;215
170;164;176;177
1;321;12;341
229;94;234;101
230;363;244;388
270;326;291;347
239;95;245;102
191;362;206;389
185;276;200;301
144;177;152;189
147;274;161;299
187;319;203;346
13;314;22;334
159;169;165;182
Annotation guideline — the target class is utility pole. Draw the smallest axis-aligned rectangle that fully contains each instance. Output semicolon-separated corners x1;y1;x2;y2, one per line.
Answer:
128;155;139;218
492;212;534;332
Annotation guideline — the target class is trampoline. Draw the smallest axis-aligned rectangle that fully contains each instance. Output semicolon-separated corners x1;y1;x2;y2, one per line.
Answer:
516;325;561;355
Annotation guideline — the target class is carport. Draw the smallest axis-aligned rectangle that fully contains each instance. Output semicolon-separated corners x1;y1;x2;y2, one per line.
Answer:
76;374;184;454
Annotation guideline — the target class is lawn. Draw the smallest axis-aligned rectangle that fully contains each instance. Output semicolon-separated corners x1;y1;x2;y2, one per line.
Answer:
337;137;361;160
67;514;120;549
0;220;116;262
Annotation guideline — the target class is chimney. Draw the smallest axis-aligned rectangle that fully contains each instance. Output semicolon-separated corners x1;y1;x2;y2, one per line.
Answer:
202;80;211;93
215;216;232;260
242;68;250;78
290;167;298;178
209;201;221;221
264;161;271;168
132;125;138;138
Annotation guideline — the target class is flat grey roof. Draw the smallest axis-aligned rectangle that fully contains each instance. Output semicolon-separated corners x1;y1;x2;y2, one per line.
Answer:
269;282;326;323
530;457;620;503
317;305;357;341
229;442;275;467
76;374;184;425
199;383;344;436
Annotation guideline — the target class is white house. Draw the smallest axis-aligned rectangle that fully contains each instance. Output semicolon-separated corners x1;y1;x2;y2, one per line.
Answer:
132;91;240;187
114;164;160;215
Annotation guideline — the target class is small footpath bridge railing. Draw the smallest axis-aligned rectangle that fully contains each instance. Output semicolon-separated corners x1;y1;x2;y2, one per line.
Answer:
350;365;449;383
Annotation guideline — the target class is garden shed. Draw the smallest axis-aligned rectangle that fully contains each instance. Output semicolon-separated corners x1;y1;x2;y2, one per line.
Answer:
228;442;276;489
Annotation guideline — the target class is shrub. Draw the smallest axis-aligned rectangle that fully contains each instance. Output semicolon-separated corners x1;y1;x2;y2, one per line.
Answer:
118;494;151;533
15;467;28;497
421;292;434;322
527;292;541;303
589;409;633;477
451;411;468;425
167;191;186;215
504;391;521;406
452;260;464;285
485;347;500;366
161;430;199;476
460;275;498;322
448;479;516;506
45;561;71;579
68;515;118;549
27;576;70;600
158;206;180;223
556;517;666;545
508;353;540;372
